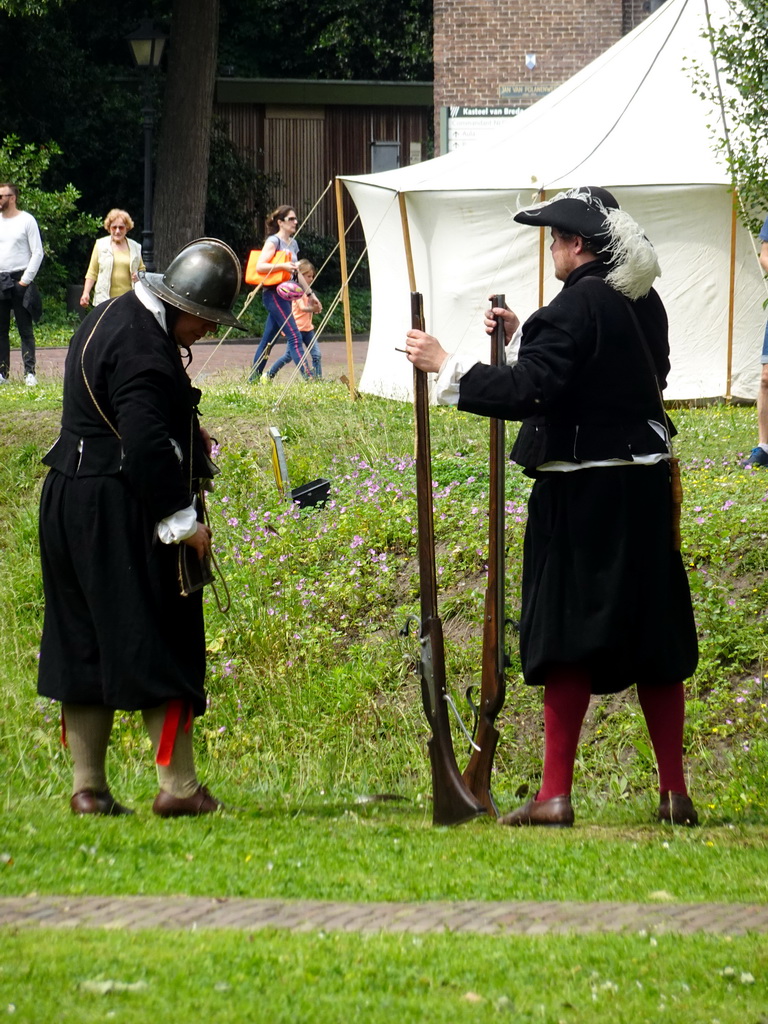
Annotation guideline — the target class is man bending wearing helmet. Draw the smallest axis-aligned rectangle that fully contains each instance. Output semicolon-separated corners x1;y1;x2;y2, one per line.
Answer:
405;187;699;828
37;238;246;818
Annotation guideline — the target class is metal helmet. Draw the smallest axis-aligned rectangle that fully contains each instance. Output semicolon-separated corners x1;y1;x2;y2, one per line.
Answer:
140;237;245;329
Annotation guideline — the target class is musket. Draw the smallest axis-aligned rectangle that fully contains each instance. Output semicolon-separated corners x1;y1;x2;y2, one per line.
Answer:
462;295;509;816
410;291;486;827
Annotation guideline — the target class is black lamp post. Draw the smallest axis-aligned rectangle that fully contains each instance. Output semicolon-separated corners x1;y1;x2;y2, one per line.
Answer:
126;19;167;272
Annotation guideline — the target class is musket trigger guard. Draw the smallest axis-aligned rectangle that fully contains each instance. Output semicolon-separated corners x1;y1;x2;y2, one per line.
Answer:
464;684;480;741
444;692;481;752
399;613;419;637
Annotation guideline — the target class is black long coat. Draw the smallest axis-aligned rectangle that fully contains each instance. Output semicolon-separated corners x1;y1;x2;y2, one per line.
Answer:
458;261;698;694
38;292;211;715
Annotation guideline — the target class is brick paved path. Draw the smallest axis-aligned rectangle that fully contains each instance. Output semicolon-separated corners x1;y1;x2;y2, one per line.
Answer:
2;896;767;935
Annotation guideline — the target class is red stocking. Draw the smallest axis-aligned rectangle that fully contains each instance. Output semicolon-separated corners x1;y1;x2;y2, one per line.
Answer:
537;665;592;802
636;682;687;795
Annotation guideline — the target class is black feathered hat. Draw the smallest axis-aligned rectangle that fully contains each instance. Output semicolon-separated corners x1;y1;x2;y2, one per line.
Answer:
513;186;619;240
514;186;661;300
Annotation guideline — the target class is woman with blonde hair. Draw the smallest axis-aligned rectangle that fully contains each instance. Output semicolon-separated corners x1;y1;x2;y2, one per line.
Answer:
80;209;144;308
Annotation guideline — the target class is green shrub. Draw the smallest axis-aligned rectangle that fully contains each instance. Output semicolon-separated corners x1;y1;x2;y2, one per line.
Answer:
0;134;101;298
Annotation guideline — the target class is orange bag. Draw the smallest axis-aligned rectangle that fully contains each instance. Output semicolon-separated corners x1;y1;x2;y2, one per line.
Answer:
244;249;293;286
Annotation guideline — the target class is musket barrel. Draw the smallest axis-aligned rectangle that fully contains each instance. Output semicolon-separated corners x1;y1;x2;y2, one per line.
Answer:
410;290;486;826
412;293;439;617
462;295;508;815
489;294;507;679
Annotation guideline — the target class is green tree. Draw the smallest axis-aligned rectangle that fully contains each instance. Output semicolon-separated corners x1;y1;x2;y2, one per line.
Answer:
310;0;432;79
693;0;768;232
0;134;101;292
218;0;432;80
0;0;434;275
0;0;64;13
0;0;167;255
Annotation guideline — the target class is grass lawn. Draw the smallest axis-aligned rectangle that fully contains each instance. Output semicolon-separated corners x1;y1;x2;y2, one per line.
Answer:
2;797;768;904
2;927;766;1023
1;379;768;1020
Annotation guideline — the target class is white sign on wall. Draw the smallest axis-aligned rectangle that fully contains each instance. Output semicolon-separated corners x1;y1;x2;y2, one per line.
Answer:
445;105;523;152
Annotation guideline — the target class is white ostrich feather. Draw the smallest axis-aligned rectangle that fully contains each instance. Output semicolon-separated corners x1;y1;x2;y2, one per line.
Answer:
516;189;661;300
602;207;661;301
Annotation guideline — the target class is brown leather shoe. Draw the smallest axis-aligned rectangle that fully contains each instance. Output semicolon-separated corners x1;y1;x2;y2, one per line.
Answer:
70;789;134;816
498;793;574;828
658;791;698;826
152;785;222;818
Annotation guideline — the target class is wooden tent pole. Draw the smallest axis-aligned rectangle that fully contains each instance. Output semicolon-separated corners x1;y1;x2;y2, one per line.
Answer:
725;189;738;402
398;192;418;292
334;177;357;399
398;192;419;451
537;189;547;308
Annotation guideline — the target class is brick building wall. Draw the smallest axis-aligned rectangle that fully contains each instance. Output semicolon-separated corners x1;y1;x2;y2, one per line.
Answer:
434;0;660;151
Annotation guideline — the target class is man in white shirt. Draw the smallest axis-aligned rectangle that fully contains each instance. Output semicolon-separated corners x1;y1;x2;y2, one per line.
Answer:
0;183;44;385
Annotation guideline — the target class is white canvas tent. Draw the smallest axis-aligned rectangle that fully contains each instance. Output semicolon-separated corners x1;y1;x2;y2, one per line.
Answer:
339;0;766;403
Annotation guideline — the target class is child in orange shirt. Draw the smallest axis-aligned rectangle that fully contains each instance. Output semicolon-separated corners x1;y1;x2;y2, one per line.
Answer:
267;260;323;379
292;260;323;378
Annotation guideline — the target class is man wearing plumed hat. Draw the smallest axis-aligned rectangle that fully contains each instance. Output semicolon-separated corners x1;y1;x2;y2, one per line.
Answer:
405;186;699;828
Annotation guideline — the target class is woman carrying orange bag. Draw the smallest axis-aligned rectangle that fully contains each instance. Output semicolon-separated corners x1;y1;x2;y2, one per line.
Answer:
249;205;314;380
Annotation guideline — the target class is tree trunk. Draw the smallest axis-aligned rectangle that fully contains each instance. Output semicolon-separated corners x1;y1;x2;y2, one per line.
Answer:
153;0;220;270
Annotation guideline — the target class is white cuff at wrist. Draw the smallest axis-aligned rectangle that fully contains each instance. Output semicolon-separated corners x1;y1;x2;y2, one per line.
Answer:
156;503;198;544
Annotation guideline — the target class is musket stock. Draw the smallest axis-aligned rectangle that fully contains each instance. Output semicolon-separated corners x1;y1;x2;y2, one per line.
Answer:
462;295;508;815
410;291;486;826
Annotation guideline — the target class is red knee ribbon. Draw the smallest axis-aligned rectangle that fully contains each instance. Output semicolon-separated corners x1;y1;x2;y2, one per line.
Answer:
155;700;191;766
60;709;67;748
